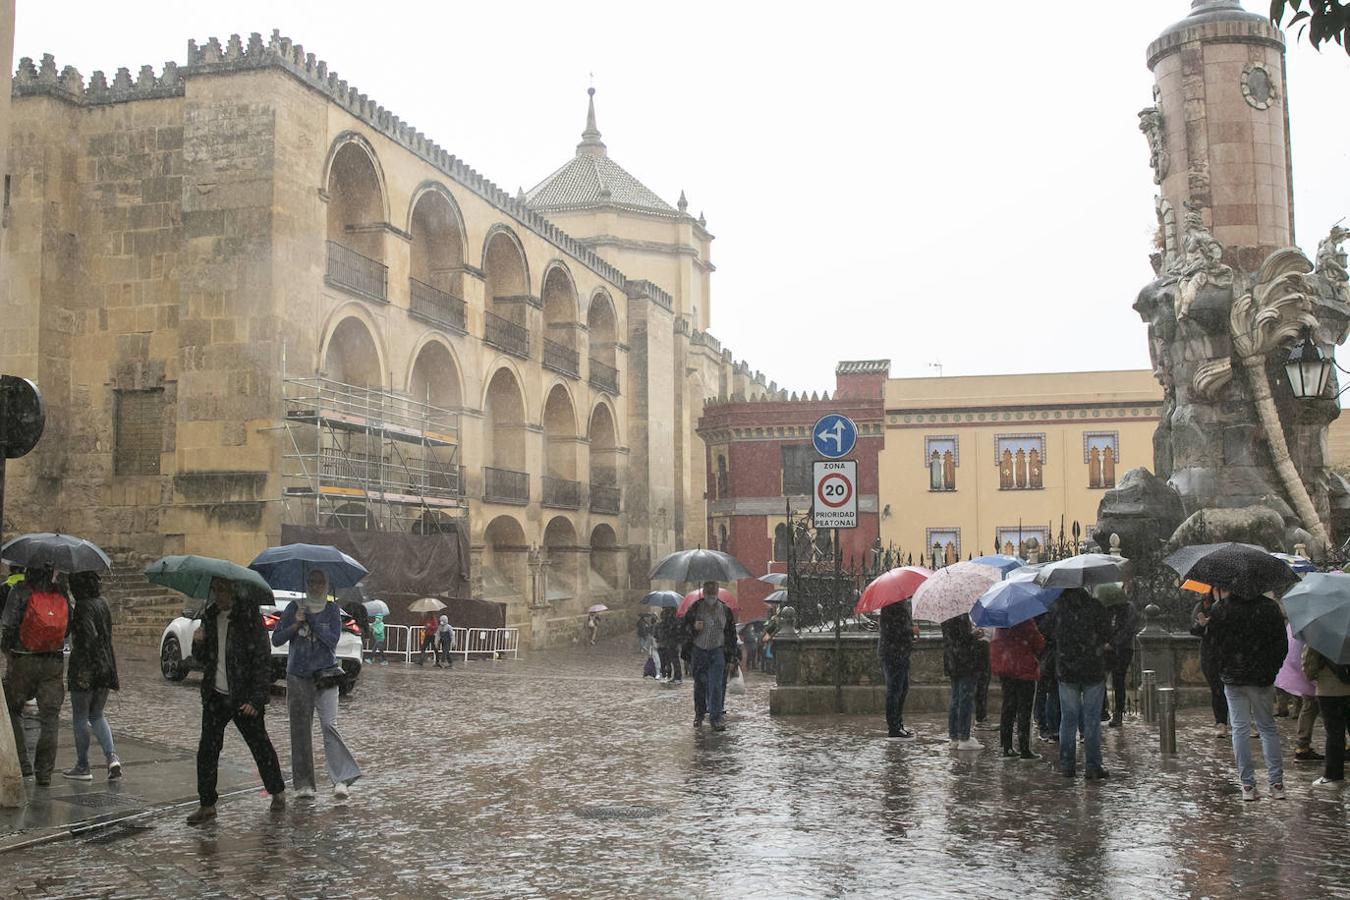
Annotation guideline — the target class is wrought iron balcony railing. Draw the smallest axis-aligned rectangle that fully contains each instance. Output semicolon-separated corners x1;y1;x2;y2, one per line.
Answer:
588;358;620;394
589;483;621;514
409;277;467;333
542;476;582;509
484;466;530;504
543;339;580;378
326;241;388;302
484;311;530;359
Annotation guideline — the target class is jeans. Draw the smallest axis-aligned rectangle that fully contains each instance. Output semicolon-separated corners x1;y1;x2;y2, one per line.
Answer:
1224;684;1283;788
3;653;65;779
1035;675;1061;736
70;689;116;769
880;655;911;734
1319;695;1349;782
947;673;976;740
286;674;361;791
1000;678;1036;752
1058;681;1106;772
372;639;386;663
197;691;285;806
691;647;726;723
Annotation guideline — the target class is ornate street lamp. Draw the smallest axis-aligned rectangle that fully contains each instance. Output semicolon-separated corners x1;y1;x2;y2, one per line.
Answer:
1284;327;1333;400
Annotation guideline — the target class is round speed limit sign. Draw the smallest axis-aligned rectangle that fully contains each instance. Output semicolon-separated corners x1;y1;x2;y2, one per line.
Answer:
817;472;853;508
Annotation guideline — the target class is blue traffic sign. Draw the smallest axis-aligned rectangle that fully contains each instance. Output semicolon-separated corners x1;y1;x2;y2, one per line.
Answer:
811;414;857;459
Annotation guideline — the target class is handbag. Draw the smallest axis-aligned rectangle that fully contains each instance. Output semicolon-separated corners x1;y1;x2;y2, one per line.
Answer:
314;664;346;690
727;669;747;696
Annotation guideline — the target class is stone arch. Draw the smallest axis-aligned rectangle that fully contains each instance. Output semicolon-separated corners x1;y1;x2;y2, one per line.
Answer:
541;261;581;344
324;134;389;265
587;289;618;369
484;366;527;472
589;523;620;588
482;514;528;600
543;514;579;599
543;382;579;483
482;226;531;327
321;313;386;388
407;338;464;410
588;400;619;487
407;182;467;301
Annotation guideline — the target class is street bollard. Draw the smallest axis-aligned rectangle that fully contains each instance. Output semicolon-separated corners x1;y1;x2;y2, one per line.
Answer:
1157;686;1178;754
1140;670;1157;725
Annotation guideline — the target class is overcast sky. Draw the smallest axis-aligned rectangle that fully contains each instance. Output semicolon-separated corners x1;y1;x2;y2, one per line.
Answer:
15;1;1349;393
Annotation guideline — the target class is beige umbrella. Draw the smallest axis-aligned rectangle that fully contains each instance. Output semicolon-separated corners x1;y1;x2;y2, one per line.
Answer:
409;597;447;614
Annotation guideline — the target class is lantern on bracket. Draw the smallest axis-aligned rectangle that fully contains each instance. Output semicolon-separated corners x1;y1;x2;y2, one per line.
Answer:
1284;327;1333;401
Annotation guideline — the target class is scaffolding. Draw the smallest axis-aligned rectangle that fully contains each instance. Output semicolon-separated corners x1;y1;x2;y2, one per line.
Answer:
281;371;465;532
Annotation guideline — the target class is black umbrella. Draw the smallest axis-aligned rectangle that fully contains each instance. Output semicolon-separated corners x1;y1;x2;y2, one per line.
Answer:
1163;542;1266;580
649;548;752;583
1165;543;1296;596
0;532;112;574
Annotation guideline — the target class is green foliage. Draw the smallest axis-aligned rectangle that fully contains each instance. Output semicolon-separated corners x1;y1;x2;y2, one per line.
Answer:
1270;0;1350;54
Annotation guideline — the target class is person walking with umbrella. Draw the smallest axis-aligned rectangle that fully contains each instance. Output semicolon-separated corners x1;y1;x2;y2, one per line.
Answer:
1100;586;1138;728
1;564;71;786
991;617;1045;760
656;606;683;684
186;577;286;824
942;613;984;750
1302;642;1350;790
682;581;737;731
878;598;919;739
1190;589;1229;736
1050;588;1112;779
272;569;361;800
62;572;121;781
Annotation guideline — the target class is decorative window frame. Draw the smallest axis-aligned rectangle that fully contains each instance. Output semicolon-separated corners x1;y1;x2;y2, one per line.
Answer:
1081;431;1120;463
993;433;1047;465
925;527;962;559
922;435;959;467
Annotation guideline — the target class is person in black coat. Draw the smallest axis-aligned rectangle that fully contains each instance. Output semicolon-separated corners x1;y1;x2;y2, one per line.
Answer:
1052;588;1112;779
1033;611;1060;741
878;600;917;739
1206;588;1288;798
1102;596;1138;727
63;573;120;781
942;614;983;748
186;579;286;825
1190;593;1228;735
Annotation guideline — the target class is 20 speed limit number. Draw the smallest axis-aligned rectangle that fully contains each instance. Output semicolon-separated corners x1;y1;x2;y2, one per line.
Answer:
812;460;857;529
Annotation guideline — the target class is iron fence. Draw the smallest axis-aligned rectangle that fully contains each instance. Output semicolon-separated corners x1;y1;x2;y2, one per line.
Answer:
325;241;387;301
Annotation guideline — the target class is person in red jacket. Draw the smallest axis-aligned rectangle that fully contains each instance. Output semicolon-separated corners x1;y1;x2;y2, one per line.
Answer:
991;618;1046;760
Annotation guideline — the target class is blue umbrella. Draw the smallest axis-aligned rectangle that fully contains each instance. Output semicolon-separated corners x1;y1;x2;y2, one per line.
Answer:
970;579;1063;629
640;590;682;608
248;543;368;592
970;554;1027;576
1282;572;1350;664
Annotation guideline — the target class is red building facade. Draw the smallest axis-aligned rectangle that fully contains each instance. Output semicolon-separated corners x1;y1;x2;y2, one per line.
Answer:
696;361;889;621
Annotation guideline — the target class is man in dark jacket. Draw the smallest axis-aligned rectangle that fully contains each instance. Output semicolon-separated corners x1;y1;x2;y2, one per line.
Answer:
1190;594;1228;735
1206;588;1288;800
878;600;917;739
680;582;738;731
942;614;983;749
1;566;69;786
63;573;120;781
1052;588;1112;779
1102;594;1138;727
186;578;286;825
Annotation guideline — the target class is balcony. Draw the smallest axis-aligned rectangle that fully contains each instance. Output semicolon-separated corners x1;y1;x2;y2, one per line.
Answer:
484;466;530;504
542;339;580;378
409;278;467;333
542;476;582;509
590;483;621;514
484;311;530;359
326;241;387;302
589;358;620;395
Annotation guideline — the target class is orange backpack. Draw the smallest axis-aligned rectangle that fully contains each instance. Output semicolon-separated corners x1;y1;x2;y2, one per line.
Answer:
19;590;69;652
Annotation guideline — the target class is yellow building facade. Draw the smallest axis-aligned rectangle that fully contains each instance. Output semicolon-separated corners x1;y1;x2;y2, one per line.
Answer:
879;370;1164;561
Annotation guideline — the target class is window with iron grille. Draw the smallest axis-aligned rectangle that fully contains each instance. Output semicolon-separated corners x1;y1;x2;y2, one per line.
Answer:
780;444;817;495
114;389;164;475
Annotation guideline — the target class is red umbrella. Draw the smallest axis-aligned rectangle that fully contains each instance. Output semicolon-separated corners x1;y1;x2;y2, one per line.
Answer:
678;587;737;617
855;566;932;616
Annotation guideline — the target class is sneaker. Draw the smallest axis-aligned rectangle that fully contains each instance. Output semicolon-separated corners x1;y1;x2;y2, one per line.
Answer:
107;756;122;780
333;782;350;800
888;727;915;740
1085;767;1110;781
1311;777;1344;790
61;765;93;781
1241;785;1257;802
186;805;216;826
1215;723;1229;737
294;786;316;801
1269;783;1286;800
1000;748;1020;759
1019;749;1040;761
270;793;286;811
956;738;983;751
1294;749;1325;762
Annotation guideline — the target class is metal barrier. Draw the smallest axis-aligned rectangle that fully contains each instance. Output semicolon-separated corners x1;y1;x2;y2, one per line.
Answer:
363;624;520;663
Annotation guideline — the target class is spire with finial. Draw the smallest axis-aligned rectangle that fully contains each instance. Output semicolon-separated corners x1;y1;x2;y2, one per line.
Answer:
577;86;606;158
677;190;688;213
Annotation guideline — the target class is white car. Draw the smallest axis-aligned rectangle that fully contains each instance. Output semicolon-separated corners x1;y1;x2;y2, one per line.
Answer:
159;590;364;695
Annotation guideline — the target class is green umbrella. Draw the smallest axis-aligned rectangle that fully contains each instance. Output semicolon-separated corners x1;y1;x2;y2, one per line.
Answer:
144;554;273;600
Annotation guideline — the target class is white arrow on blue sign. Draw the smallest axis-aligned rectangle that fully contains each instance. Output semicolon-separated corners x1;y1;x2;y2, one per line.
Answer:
811;414;858;459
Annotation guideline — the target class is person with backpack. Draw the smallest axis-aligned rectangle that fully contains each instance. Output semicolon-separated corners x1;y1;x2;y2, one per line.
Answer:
0;565;72;786
1302;642;1350;790
62;572;121;781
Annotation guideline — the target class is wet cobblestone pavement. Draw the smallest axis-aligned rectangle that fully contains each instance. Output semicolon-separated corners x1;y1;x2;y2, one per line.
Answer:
4;641;1349;898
